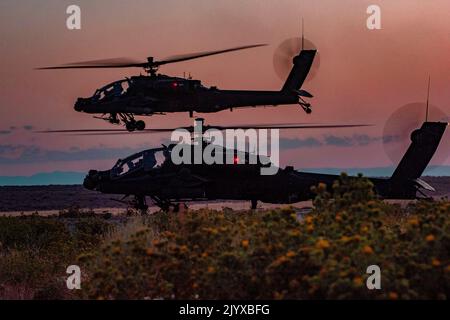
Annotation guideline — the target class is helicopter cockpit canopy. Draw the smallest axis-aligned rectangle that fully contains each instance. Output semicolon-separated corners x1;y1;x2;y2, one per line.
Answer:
110;147;169;178
92;79;130;102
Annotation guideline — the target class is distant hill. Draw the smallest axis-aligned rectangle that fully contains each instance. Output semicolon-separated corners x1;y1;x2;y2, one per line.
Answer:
0;172;85;186
0;166;449;186
300;166;450;177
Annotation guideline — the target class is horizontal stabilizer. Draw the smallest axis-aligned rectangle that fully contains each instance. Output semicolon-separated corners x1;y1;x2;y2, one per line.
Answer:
295;89;314;98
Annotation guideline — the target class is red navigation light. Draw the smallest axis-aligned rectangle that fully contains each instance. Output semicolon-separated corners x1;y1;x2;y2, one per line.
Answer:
171;82;178;88
233;156;239;164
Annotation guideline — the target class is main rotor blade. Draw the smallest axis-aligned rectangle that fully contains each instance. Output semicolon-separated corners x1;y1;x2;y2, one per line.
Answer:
37;128;178;135
62;58;141;67
40;123;371;136
36;58;145;70
156;44;268;66
36;122;311;133
211;124;371;130
37;129;128;133
36;44;267;70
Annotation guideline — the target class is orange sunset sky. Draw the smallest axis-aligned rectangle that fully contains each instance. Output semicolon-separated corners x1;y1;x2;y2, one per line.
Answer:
0;0;449;177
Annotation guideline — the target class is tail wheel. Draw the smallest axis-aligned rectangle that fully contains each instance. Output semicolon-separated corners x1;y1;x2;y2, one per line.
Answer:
300;103;312;114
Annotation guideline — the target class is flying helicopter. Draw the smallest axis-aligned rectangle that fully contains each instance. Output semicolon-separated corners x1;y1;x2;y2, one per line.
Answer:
82;119;447;212
37;43;317;132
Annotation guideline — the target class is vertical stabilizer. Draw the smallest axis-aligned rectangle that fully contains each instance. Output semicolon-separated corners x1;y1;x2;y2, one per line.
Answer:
281;50;316;91
390;122;447;187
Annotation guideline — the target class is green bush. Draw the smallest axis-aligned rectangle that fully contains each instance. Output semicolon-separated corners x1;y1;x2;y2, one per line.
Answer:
0;215;112;299
0;216;71;251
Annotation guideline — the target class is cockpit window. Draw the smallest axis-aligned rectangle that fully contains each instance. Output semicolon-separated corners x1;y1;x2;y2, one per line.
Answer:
92;79;130;101
155;150;166;167
111;148;169;178
111;153;144;177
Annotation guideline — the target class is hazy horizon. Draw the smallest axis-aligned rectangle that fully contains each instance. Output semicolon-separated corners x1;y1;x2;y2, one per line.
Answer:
2;165;450;186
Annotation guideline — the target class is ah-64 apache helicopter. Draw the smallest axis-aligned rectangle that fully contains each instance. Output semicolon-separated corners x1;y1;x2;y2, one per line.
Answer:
82;119;447;212
38;43;316;132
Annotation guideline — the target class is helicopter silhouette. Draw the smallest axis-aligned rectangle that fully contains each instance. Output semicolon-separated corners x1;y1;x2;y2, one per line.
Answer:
38;43;316;132
82;119;447;212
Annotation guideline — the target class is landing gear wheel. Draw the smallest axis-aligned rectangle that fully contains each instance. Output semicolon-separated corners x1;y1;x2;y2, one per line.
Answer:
251;199;258;210
135;120;146;131
126;122;136;132
305;107;312;114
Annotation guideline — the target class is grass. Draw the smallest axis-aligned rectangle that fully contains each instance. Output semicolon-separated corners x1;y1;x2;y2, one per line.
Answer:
0;212;113;299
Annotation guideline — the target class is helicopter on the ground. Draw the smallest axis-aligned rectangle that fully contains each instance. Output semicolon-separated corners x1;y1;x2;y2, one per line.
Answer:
82;120;447;212
38;43;316;132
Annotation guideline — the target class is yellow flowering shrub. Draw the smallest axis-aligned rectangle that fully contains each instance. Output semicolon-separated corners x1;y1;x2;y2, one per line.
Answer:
80;174;450;299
